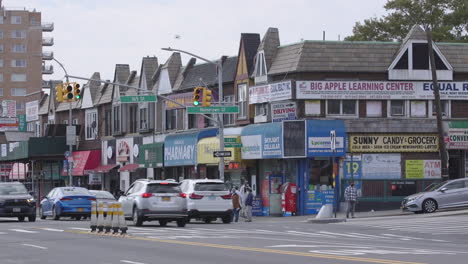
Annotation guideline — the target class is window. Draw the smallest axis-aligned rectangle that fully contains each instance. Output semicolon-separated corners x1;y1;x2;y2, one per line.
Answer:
11;30;26;39
0;44;3;53
0;74;3;83
0;59;3;67
394;50;408;69
412;43;448;70
223;95;235;125
432;100;449;117
11;16;22;24
166;109;177;130
0;16;3;24
305;100;321;116
12;44;26;53
11;74;27;82
0;88;3;96
444;181;465;190
11;88;27;96
105;109;112;136
11;59;27;67
0;30;3;39
85;110;98;140
27;122;35;132
188;114;197;129
35;122;41;137
204;114;216;127
390;100;405;116
366;101;382;117
327;100;357;116
139;107;148;130
254;51;267;83
16;101;25;111
410;101;427;117
129;105;138;133
113;105;121;134
237;83;247;119
63;120;68;125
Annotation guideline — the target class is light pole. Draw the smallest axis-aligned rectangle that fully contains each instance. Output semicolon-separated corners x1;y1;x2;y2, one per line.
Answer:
161;48;226;181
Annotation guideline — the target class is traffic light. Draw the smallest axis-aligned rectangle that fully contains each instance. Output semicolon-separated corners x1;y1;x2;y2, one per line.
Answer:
202;88;212;107
73;83;81;100
65;84;73;101
55;84;64;102
193;87;203;106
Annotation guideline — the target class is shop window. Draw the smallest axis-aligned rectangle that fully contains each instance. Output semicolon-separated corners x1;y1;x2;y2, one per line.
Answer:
410;101;427;117
309;159;334;188
390;100;405;116
85;109;98;140
166;109;177;131
237;83;247;119
431;100;449;117
305;100;321;116
327;100;356;116
139;107;148;131
366;101;382;117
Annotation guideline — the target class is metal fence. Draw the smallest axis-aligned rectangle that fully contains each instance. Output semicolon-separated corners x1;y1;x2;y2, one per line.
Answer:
341;178;443;202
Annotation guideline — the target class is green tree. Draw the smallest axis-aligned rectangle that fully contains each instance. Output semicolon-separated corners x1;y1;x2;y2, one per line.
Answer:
345;0;468;42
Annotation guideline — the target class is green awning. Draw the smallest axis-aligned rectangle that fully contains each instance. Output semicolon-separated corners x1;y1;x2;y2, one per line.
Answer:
0;137;68;161
138;142;163;168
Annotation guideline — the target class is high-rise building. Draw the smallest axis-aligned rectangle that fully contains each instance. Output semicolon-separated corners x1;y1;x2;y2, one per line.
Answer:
0;0;53;119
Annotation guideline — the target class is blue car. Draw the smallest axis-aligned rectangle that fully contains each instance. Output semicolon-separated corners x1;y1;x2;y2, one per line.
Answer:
40;187;95;220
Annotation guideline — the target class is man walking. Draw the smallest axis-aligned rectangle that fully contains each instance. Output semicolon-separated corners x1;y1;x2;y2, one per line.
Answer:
244;187;253;222
345;182;358;218
231;187;241;223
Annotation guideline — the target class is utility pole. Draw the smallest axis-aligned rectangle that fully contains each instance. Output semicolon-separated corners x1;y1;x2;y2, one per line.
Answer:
426;30;449;180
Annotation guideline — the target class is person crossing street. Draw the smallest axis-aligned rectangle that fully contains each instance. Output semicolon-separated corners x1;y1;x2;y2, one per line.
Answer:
345;182;358;218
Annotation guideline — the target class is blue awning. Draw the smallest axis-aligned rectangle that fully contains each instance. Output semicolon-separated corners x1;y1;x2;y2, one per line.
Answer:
306;120;346;157
164;129;217;166
241;123;283;159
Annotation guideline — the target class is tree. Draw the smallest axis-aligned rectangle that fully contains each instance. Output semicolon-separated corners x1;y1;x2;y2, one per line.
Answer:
345;0;468;42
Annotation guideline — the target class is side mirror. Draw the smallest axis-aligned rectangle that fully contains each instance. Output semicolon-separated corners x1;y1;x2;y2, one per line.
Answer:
439;187;447;193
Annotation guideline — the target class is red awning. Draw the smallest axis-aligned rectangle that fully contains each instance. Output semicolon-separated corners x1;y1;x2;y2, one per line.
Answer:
118;164;140;172
89;164;120;173
70;150;102;176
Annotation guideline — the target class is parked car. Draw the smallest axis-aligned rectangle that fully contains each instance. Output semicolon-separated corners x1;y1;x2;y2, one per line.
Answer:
179;179;233;223
118;179;187;227
40;187;95;220
0;182;36;222
89;190;117;217
402;178;468;213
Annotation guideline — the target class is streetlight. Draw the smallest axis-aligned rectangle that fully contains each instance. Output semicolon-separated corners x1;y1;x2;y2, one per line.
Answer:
161;47;226;181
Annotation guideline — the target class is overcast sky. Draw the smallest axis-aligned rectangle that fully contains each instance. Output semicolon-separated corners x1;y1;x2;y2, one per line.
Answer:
8;0;388;81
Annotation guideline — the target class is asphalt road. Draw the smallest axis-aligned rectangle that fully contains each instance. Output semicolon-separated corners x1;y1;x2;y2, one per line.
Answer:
0;212;467;264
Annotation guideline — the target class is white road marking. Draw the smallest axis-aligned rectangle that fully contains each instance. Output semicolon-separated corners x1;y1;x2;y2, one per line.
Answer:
0;232;7;235
9;229;38;234
287;230;335;238
318;231;363;238
381;233;447;242
40;228;64;232
120;260;146;264
22;244;47;250
69;227;90;231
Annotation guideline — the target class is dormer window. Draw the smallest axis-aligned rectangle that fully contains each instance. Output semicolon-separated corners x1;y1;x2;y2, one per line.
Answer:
254;51;267;84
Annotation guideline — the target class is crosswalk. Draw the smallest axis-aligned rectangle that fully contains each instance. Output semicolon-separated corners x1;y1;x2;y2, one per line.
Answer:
336;215;468;235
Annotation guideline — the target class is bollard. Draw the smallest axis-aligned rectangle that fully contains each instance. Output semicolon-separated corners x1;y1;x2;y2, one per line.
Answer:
104;203;113;234
111;202;120;235
96;202;105;233
117;203;128;236
90;201;97;232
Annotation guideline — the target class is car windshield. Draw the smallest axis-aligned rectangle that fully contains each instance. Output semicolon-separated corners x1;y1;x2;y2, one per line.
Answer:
146;183;181;193
91;191;115;199
0;184;28;195
61;187;90;196
425;182;446;192
194;182;228;191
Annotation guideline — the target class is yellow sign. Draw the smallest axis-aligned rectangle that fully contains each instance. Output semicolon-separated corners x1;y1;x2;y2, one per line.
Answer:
197;136;241;164
349;134;439;152
406;160;424;179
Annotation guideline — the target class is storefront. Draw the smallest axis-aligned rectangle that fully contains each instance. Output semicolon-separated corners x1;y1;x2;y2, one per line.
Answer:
444;121;468;179
137;142;164;180
164;129;217;181
93;139;120;194
61;150;101;188
115;137;145;191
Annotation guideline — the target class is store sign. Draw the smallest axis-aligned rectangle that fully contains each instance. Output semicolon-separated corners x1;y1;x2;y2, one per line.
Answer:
241;123;283;159
18;115;27;132
283;120;305;158
241;135;262;159
88;174;102;185
445;121;468;149
362;153;401;179
165;92;194;110
164;135;197;166
26;100;39;122
249;81;293;104
1;100;16;117
271;102;297;122
117;141;130;162
406;160;441;179
349;134;439;152
296;80;468;100
306;120;346;157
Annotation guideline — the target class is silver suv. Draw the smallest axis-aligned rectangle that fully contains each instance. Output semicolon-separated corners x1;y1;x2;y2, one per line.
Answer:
119;179;187;227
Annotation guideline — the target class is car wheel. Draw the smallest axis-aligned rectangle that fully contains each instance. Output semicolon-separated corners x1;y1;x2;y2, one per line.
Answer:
39;207;46;220
159;220;168;227
204;218;212;224
28;215;36;222
132;207;143;227
222;215;231;224
52;206;60;220
422;199;437;213
18;216;25;222
176;219;186;227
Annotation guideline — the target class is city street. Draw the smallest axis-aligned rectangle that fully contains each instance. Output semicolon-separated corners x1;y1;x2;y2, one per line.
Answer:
0;212;467;264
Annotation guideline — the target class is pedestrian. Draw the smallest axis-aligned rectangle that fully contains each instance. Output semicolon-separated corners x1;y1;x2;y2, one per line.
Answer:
345;181;358;218
244;187;253;222
231;187;241;223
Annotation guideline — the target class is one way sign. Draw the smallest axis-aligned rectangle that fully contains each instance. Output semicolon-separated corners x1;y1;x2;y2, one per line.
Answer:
213;151;232;158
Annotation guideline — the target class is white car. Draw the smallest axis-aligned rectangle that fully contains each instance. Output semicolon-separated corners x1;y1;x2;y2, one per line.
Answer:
179;179;233;223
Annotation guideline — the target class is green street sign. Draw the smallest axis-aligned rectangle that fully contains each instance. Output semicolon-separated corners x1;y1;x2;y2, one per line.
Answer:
187;106;239;114
225;143;242;148
18;114;26;132
121;95;157;103
224;138;237;143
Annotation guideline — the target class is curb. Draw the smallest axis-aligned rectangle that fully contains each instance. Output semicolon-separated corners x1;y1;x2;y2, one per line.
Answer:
306;218;346;224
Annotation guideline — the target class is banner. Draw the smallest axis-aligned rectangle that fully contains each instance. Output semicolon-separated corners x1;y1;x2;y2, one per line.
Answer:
249;81;293;104
296;80;468;100
444;121;468;149
406;160;441;179
362;153;401;179
26;100;39;122
271;101;297;122
349;134;439;152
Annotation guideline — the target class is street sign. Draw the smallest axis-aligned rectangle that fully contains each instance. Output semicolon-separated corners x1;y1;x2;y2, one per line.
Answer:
330;130;336;151
224;138;237;143
224;143;242;148
66;126;76;146
213;151;232;158
187;106;239;114
120;95;157;103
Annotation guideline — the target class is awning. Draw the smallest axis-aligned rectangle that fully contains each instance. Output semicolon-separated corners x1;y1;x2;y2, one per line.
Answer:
307;120;346;157
89;164;120;173
118;163;140;172
9;163;29;180
241;122;283;159
70;150;101;176
197;136;241;165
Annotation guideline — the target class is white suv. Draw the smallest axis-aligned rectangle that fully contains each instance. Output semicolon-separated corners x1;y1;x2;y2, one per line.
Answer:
179;179;233;223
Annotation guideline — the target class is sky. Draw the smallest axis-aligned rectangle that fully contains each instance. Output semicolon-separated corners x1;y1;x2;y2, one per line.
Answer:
7;0;389;82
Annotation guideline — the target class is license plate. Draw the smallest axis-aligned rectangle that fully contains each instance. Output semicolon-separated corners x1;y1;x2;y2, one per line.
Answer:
77;208;84;212
162;197;171;201
13;208;21;212
209;196;216;201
